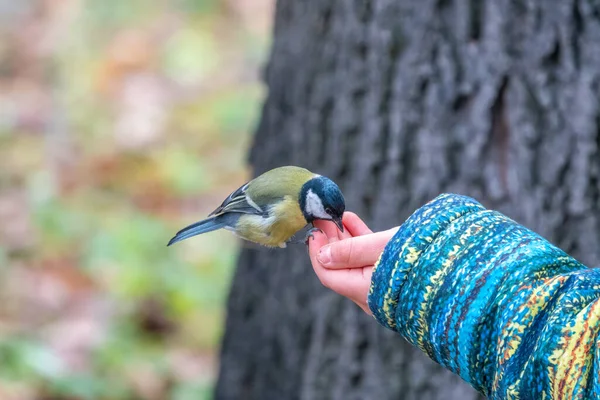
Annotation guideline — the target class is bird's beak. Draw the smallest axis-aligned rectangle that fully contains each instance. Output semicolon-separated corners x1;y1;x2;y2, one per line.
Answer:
332;216;344;232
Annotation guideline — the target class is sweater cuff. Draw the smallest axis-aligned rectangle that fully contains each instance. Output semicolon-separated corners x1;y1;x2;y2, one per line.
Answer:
367;193;589;396
367;194;485;330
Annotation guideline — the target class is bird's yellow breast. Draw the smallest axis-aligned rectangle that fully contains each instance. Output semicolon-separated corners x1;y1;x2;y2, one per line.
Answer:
236;196;307;248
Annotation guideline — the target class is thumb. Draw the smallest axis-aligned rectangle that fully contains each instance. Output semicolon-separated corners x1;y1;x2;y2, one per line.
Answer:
316;228;397;269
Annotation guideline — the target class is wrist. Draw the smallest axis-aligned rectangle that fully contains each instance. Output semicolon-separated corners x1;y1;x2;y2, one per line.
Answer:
367;194;485;331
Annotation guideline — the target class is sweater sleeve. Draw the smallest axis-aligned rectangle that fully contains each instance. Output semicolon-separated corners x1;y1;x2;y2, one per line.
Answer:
368;193;600;399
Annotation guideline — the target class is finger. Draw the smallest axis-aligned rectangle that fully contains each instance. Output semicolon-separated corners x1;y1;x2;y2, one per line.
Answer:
317;229;395;269
308;229;368;286
313;220;342;242
309;234;374;314
316;215;355;242
342;212;373;236
337;218;354;241
318;266;373;308
307;229;329;261
349;266;374;315
308;230;339;288
311;254;372;297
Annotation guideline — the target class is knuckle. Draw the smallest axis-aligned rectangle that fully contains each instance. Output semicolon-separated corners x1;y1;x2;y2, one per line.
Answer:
331;241;352;265
345;239;355;265
328;244;341;263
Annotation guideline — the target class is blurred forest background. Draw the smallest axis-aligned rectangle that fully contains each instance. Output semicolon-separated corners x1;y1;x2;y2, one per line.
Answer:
0;0;272;399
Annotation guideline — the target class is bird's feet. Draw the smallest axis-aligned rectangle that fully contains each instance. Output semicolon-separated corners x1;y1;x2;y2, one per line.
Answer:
286;227;323;246
303;227;323;244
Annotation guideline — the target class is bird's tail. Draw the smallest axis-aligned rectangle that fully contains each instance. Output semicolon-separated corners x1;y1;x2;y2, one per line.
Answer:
167;217;226;246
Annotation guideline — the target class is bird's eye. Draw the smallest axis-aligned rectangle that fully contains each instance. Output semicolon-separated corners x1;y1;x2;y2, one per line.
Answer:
325;207;332;214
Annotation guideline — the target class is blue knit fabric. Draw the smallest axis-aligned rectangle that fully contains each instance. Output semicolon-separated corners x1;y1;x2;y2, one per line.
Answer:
368;194;600;399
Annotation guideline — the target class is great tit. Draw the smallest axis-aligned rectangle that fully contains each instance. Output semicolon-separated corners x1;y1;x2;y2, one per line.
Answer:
167;166;345;248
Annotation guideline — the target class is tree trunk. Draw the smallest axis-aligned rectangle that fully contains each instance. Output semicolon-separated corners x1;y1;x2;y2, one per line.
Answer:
216;0;600;399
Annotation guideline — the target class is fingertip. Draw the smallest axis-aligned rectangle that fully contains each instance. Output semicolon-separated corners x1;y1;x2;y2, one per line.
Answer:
342;211;359;220
313;220;328;231
314;220;340;241
307;233;328;273
307;233;338;290
338;221;352;240
342;211;372;236
307;230;328;254
325;267;373;305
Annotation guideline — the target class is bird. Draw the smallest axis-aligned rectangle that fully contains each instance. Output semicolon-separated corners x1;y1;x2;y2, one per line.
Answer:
167;166;345;248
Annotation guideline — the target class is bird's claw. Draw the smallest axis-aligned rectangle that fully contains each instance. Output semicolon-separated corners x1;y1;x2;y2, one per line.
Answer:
304;227;323;244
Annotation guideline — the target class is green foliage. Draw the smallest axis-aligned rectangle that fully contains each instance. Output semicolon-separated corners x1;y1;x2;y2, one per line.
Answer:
159;146;212;196
171;381;213;400
0;0;271;398
163;27;220;86
0;339;63;380
83;0;157;31
177;0;220;15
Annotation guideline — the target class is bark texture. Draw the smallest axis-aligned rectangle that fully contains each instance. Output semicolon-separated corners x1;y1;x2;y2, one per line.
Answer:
216;0;600;399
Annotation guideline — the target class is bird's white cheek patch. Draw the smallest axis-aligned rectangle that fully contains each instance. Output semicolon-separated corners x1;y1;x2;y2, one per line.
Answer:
305;189;329;219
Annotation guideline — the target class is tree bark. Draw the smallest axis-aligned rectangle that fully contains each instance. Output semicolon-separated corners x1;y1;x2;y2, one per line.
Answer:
216;0;600;399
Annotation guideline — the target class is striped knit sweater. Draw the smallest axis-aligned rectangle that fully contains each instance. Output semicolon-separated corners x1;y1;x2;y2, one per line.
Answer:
368;193;599;399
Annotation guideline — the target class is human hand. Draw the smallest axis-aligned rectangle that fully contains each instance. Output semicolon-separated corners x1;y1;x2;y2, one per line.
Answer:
308;212;398;314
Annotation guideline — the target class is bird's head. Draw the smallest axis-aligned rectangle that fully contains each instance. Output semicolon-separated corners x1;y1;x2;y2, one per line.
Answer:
299;175;345;231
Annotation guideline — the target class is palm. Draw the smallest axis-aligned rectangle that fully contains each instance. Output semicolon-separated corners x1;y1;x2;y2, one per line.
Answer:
308;212;397;314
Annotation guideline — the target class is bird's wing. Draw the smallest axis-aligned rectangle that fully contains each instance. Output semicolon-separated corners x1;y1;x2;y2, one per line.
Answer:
208;182;266;217
209;167;315;217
